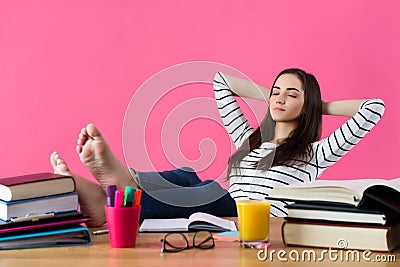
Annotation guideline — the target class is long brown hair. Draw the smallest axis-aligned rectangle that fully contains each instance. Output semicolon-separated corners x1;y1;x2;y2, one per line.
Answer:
227;68;322;176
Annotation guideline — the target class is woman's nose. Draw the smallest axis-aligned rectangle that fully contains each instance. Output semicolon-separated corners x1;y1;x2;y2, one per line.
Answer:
276;95;285;104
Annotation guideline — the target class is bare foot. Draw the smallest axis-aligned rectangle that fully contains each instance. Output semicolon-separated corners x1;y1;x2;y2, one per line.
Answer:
50;151;106;227
76;123;138;191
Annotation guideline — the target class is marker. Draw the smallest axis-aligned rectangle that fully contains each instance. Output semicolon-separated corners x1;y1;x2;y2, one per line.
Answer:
133;189;142;206
106;185;117;207
124;186;136;207
114;190;125;208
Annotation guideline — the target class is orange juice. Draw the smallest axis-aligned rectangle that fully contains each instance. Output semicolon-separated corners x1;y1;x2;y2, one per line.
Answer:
236;200;271;242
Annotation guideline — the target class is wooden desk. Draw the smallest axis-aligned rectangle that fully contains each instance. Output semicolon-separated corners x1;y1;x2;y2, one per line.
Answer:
0;218;398;267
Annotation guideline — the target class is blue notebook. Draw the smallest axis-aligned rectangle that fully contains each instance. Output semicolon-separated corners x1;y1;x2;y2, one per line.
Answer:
0;226;92;250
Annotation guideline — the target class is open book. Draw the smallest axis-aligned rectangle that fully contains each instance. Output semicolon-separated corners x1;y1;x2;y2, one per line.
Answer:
267;178;400;217
139;212;237;232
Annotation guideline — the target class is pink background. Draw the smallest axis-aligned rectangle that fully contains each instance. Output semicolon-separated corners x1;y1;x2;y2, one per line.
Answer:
0;0;399;182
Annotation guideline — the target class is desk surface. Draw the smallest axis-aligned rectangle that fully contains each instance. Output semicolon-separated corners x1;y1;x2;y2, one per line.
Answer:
0;218;398;267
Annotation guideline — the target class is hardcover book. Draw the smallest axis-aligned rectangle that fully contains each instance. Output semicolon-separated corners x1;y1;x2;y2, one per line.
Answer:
282;220;400;252
0;172;75;201
285;203;395;225
0;192;79;221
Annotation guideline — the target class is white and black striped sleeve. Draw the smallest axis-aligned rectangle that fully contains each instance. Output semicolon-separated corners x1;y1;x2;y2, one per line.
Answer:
315;98;385;169
213;72;254;148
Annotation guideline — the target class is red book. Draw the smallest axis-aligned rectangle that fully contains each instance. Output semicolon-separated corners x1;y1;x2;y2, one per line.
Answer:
0;173;75;201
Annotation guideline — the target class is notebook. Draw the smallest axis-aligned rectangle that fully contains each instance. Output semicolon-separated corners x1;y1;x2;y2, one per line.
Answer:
0;211;90;235
0;226;92;250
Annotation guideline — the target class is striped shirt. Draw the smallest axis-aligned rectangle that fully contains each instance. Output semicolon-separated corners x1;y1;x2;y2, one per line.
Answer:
213;72;385;217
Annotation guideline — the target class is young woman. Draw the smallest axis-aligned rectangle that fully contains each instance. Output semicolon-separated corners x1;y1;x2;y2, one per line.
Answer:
214;68;385;216
50;68;385;226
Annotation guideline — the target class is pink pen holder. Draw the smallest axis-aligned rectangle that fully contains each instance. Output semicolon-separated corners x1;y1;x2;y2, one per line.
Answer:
104;205;141;248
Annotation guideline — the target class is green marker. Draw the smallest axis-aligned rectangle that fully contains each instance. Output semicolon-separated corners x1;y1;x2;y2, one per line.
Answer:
124;186;136;207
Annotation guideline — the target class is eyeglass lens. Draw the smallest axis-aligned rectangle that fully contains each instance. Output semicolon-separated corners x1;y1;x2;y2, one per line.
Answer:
161;233;189;252
193;231;214;249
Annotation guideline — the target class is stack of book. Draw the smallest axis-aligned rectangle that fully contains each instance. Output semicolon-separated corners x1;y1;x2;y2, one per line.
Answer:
0;172;92;249
267;178;400;252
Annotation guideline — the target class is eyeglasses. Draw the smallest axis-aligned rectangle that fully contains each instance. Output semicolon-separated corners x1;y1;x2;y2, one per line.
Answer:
160;231;215;253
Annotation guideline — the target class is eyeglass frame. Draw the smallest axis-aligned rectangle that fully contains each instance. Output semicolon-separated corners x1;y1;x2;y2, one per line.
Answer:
160;231;215;253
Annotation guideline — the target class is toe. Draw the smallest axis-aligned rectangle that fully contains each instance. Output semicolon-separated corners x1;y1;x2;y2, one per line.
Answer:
55;158;71;173
50;151;57;165
50;151;57;166
78;128;88;142
56;158;65;166
81;127;87;135
77;136;85;145
78;131;88;143
87;124;103;139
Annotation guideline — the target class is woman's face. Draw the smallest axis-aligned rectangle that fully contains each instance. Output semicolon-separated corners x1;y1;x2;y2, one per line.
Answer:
269;73;305;123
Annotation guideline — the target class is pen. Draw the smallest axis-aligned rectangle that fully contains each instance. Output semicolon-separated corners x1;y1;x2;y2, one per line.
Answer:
114;190;125;208
106;185;117;207
92;229;109;235
10;212;55;223
124;186;136;207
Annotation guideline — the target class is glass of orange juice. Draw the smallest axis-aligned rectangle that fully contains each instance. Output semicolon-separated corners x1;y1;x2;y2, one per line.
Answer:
236;200;271;248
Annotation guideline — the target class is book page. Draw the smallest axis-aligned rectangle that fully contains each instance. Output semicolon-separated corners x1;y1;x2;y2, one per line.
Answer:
388;177;400;190
280;178;391;195
268;178;397;205
139;218;189;232
188;212;237;231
